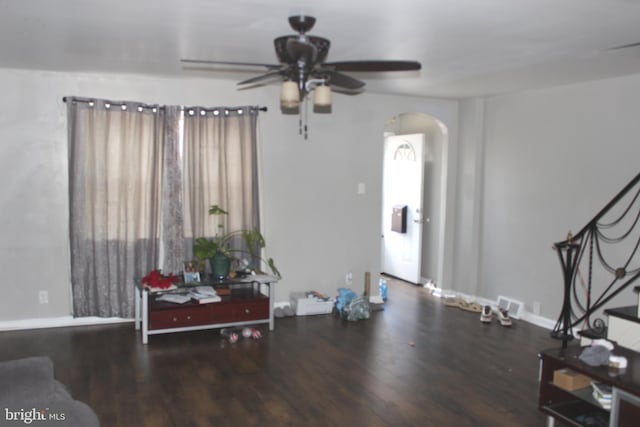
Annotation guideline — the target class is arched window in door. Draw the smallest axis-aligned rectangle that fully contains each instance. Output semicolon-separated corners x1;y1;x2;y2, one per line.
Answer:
393;141;417;161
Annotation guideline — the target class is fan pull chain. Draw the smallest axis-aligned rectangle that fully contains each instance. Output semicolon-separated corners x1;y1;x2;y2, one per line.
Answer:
304;97;309;140
298;97;309;139
299;113;303;136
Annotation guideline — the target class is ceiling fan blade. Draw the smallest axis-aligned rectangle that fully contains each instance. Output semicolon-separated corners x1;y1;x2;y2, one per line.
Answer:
181;59;281;70
607;41;640;51
323;60;421;72
237;70;285;86
326;71;366;90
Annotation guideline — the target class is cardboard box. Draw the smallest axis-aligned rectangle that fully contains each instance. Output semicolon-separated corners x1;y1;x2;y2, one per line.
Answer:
553;368;592;391
290;292;334;316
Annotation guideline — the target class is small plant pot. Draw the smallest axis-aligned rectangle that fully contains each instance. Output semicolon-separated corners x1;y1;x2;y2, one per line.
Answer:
209;252;231;279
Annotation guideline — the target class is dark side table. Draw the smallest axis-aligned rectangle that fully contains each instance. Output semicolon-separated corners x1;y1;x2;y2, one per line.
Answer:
538;344;640;426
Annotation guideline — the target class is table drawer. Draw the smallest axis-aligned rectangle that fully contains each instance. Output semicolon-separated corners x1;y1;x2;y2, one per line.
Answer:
149;305;212;330
148;299;269;330
232;300;269;321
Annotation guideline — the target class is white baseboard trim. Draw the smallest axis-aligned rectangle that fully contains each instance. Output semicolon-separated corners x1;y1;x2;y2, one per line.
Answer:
0;301;557;332
520;312;556;330
0;316;133;332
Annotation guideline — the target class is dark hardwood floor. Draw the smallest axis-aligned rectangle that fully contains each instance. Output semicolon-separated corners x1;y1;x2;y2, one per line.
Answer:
0;278;561;426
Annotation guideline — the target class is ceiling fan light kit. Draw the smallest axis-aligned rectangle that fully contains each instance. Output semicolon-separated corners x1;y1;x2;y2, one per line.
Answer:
181;15;421;137
313;85;331;107
280;81;300;109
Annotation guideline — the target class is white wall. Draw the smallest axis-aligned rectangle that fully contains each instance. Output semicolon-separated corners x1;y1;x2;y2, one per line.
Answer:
452;98;485;297
478;73;640;320
0;67;459;322
5;65;640;329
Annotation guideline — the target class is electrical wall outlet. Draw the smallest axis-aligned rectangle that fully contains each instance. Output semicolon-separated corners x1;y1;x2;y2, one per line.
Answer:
345;272;353;286
38;290;48;304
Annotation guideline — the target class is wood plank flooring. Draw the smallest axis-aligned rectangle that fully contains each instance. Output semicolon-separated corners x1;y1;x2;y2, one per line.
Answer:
0;278;561;426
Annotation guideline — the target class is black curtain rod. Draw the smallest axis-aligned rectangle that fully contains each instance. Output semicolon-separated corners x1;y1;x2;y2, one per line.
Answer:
62;97;267;112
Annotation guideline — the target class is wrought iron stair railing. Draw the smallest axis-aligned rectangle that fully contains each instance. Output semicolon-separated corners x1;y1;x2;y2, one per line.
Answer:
552;171;640;348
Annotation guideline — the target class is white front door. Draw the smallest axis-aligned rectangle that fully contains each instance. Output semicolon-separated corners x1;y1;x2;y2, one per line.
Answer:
381;134;425;284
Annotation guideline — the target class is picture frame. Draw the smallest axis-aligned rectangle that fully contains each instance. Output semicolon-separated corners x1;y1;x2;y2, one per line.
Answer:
184;271;201;284
184;260;204;284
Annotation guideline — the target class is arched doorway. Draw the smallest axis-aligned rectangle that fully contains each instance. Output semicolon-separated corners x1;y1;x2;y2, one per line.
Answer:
381;112;449;286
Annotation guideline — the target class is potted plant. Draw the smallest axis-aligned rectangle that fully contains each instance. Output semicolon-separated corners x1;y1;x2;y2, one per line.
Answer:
193;205;280;279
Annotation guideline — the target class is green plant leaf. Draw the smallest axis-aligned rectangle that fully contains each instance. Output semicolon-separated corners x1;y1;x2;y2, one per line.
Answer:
208;205;228;216
267;258;281;278
193;207;280;279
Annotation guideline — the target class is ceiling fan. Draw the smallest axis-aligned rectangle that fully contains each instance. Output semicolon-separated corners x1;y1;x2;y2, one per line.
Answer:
181;15;421;113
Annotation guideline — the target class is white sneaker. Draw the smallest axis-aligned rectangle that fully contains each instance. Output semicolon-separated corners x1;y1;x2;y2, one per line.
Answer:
497;308;512;326
480;305;493;323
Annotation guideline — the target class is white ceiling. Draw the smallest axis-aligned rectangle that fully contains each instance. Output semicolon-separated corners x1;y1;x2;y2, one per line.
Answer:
2;0;640;98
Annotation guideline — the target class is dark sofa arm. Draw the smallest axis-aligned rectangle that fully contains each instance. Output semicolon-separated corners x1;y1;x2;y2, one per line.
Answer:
0;356;99;427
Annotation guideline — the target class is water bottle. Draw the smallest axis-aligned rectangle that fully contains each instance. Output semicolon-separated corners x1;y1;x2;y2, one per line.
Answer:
379;278;388;301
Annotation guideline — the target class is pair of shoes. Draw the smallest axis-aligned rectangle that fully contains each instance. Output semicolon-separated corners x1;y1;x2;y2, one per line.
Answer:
480;305;493;323
479;306;512;326
497;308;512;327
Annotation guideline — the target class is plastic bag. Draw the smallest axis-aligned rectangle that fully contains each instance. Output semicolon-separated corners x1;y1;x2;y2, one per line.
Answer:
336;288;357;314
345;296;371;321
336;288;370;321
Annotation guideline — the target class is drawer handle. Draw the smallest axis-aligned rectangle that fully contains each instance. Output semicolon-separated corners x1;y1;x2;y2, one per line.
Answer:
245;308;250;314
187;316;191;320
172;317;177;322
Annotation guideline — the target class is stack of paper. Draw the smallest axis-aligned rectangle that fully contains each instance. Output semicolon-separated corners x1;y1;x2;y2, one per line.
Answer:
591;381;612;410
156;293;191;304
189;286;221;304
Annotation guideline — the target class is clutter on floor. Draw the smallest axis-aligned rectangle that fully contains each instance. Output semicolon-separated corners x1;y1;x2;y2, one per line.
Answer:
273;305;296;318
220;327;263;343
441;294;515;327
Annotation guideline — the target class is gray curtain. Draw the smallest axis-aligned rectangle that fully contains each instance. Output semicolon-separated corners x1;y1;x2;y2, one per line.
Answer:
182;107;260;258
67;100;260;317
68;99;166;317
160;105;185;274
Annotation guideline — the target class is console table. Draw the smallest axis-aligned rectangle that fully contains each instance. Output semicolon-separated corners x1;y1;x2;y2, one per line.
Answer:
134;275;277;344
538;344;640;427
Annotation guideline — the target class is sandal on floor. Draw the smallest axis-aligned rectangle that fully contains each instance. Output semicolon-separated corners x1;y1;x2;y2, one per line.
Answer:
443;296;482;313
444;297;482;313
444;296;462;308
497;308;512;326
480;305;493;323
458;300;482;313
